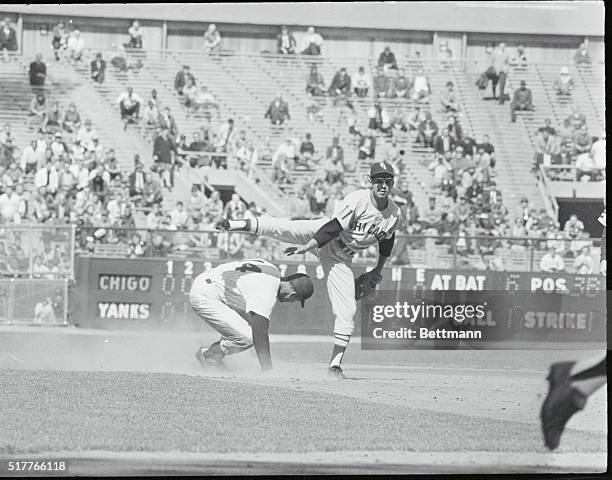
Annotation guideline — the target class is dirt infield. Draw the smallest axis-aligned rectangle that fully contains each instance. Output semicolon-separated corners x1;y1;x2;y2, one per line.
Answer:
0;327;607;475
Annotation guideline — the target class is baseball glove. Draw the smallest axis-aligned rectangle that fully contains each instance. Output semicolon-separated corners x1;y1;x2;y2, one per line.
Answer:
354;271;383;300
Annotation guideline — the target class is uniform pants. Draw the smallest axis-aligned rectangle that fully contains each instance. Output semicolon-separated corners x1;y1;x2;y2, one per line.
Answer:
256;215;358;336
189;277;253;355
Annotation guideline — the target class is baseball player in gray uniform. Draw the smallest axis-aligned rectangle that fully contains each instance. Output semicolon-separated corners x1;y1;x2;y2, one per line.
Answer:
190;258;314;371
216;161;402;378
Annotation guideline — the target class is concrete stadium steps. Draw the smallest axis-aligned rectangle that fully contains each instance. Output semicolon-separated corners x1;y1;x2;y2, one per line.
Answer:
0;59;35;147
534;63;604;134
451;64;542;209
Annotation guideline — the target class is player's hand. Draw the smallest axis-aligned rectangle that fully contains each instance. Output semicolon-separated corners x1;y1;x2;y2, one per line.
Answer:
284;246;306;256
601;260;606;276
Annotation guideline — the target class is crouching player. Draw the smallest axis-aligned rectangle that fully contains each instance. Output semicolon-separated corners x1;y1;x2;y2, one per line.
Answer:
190;258;314;371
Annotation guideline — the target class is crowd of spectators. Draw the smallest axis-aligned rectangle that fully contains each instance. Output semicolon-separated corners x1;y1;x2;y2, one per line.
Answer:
533;107;605;182
1;25;603;274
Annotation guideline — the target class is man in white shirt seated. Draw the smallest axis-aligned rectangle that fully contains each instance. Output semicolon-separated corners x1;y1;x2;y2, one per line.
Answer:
575;149;597;181
67;30;85;61
352;66;372;98
590;131;605;175
540;246;566;273
301;26;323;56
116;87;144;129
273;137;298;168
20;139;41;175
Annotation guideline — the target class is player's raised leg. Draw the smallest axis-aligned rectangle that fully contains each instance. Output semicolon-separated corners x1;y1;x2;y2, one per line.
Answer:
320;251;357;379
217;214;328;247
540;353;607;450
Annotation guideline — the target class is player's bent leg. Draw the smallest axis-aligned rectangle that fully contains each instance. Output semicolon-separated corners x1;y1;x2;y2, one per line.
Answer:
190;294;254;366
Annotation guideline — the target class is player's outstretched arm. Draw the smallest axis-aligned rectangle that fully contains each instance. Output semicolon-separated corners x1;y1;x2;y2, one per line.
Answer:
250;312;273;371
285;218;344;256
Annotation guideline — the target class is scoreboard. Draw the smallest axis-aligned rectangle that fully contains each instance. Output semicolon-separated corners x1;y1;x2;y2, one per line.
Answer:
72;257;606;338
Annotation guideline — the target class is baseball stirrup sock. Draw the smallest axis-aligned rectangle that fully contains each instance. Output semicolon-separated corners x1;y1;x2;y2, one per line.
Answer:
227;219;254;232
330;333;351;367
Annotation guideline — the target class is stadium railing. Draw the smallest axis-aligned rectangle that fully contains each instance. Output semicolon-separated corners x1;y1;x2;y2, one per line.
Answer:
72;225;603;274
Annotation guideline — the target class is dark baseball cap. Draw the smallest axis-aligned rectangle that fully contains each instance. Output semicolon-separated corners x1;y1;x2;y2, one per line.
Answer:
370;161;395;178
286;273;314;308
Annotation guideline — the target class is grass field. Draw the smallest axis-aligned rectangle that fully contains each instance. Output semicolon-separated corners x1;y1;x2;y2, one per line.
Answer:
0;327;607;475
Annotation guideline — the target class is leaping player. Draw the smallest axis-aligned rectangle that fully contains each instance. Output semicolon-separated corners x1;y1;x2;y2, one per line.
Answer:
216;161;402;378
190;258;314;371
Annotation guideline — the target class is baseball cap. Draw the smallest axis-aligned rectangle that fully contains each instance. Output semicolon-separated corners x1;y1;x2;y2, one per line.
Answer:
370;161;395;178
286;273;314;308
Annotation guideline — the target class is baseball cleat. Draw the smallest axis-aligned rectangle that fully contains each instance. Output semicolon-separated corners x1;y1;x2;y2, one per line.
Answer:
214;217;231;231
328;365;348;380
540;361;587;450
195;342;225;367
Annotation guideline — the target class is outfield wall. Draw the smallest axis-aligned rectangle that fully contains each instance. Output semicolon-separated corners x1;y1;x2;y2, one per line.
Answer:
70;257;606;347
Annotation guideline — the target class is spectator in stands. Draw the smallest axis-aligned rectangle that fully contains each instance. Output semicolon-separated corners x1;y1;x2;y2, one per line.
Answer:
174;65;195;96
357;129;376;161
575;147;597;182
29;53;47;87
224;193;246;221
298;133;316;169
203;24;221;54
566;105;586;131
143;100;162;127
417;112;438;148
117;87;143;129
67;30;85;62
440;81;459;113
77;119;97;150
573;123;593;156
533;129;560;169
553;66;574;96
192;85;219;112
264;94;290;125
324;151;345;185
573;246;594;274
44;102;62;134
538;118;556;136
277;25;297;54
378;46;398;72
510;44;528;68
34;159;59;194
352;66;371;98
169;201;189;229
305;63;325;97
159;107;179;138
390;68;410;99
62;102;81;133
372;67;390;98
510;80;533;123
564;214;584;240
411;68;431;103
153;127;176;188
368;102;390;134
0;17;17;62
325;136;344;166
308;179;328;215
301;26;323;55
51;22;67;61
434;129;456;156
573;41;591;65
540;245;565;273
273;137;298;168
28;92;47;129
90;52;106;84
20;140;40;175
490;42;510;103
127;20;143;49
328;68;352;105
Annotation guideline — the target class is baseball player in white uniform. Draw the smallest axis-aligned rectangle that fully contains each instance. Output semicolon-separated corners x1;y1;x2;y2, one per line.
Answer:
216;161;402;378
190;258;314;370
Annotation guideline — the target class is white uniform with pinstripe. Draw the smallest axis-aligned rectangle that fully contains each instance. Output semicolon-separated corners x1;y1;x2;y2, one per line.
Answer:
253;189;401;340
189;258;281;354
